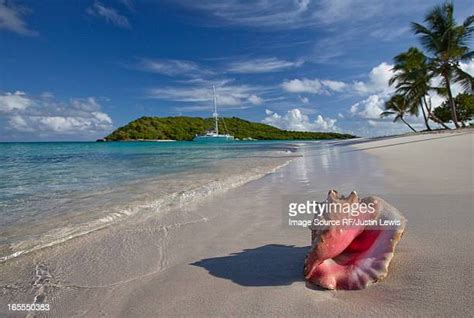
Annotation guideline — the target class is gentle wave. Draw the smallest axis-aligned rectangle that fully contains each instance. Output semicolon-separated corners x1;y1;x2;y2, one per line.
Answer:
0;158;293;263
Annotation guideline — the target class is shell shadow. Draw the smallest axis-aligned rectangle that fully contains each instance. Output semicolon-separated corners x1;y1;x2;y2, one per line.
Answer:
191;244;311;287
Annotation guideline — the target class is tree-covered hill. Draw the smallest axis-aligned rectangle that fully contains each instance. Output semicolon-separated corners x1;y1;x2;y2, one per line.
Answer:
105;116;355;141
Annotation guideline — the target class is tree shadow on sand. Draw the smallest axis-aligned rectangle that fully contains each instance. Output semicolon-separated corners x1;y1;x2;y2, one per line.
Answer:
191;244;311;287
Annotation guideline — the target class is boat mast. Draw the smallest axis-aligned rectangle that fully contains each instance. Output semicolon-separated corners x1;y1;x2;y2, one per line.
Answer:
213;85;218;134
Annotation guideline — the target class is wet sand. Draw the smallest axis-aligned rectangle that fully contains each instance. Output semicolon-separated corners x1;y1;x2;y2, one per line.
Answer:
1;130;473;317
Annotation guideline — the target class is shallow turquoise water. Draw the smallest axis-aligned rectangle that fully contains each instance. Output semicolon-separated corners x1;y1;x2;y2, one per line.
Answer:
0;140;300;260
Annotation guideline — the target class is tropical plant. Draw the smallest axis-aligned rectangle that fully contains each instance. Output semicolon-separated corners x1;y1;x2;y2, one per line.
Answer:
389;47;451;130
380;95;417;132
411;2;474;128
433;92;474;124
390;47;432;130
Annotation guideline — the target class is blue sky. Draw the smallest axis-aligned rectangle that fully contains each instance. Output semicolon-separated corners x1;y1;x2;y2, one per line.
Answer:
1;0;473;141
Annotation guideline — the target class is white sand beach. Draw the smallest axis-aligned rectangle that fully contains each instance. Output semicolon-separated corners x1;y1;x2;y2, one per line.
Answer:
1;130;473;317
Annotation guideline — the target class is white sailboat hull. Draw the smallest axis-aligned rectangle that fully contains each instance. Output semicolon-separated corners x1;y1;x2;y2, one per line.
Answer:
193;134;235;142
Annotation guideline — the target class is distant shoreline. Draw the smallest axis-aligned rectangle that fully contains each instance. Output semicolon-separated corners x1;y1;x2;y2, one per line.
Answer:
104;116;356;141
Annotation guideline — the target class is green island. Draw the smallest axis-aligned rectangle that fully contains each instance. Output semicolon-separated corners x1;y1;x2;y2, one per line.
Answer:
104;116;355;141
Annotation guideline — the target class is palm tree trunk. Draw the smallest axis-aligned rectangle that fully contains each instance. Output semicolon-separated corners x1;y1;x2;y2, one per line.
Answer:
444;73;460;128
423;97;451;129
420;102;431;130
401;117;417;132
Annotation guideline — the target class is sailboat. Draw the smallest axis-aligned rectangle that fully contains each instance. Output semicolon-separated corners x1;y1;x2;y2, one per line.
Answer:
193;86;235;142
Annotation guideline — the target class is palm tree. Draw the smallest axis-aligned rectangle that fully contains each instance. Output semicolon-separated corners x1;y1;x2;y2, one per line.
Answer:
411;2;473;128
381;95;418;132
390;47;451;130
390;47;432;130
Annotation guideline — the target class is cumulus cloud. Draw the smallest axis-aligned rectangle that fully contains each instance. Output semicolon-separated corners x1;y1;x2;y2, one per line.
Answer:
263;108;337;132
87;1;131;28
282;63;394;96
227;57;303;73
248;94;263;105
0;92;113;136
282;78;322;93
321;79;347;92
281;78;346;95
9;113;112;133
0;91;32;112
352;62;394;95
313;114;338;131
349;94;385;119
0;0;37;35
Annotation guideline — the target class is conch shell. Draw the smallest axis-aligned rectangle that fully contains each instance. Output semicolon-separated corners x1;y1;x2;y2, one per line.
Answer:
304;190;406;290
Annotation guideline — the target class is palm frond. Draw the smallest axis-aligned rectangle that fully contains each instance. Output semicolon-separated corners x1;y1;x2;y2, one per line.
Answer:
461;51;474;61
393;114;402;123
380;111;395;118
452;66;474;92
462;15;474;37
411;22;440;54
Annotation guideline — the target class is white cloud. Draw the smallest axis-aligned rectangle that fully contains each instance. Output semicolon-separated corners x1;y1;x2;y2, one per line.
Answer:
342;62;396;132
173;0;313;29
248;94;263;105
370;26;410;41
227;57;303;73
460;59;474;77
87;1;131;28
148;81;266;109
172;0;431;29
0;0;37;35
172;0;444;32
281;78;346;95
350;94;385;119
282;63;394;96
9;113;112;133
0;92;113;135
312;0;382;25
262;108;337;132
135;58;211;77
0;91;32;112
320;80;347;92
299;96;309;103
282;78;322;94
314;114;337;131
352;62;394;95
